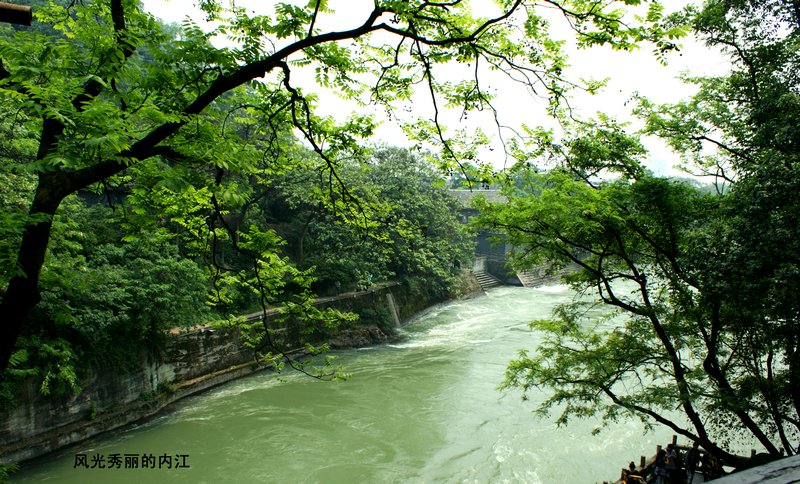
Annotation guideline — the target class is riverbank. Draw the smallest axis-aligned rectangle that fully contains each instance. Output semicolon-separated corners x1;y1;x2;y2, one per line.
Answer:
0;272;484;465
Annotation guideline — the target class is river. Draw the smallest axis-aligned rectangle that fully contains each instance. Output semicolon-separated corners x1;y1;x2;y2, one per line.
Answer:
13;285;673;483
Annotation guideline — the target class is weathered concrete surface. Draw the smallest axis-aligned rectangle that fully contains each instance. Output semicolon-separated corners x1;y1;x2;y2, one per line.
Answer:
716;455;800;484
328;325;397;349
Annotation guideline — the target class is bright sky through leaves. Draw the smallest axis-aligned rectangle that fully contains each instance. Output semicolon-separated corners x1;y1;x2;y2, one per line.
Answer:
141;0;729;176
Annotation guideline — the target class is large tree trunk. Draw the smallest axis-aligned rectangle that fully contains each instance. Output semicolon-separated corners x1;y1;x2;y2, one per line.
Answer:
0;175;65;374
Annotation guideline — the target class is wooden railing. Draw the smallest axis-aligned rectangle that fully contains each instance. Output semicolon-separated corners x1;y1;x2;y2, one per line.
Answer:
605;435;720;484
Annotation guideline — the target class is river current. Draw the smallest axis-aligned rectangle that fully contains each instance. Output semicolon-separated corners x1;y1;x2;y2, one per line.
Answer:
14;286;672;483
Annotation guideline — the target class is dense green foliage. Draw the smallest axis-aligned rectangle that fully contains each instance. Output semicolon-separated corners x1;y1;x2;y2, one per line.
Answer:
272;146;473;298
478;0;800;466
0;10;466;400
0;129;470;400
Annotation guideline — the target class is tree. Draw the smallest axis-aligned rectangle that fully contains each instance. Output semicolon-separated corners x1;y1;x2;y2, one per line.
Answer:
477;170;783;464
361;146;474;298
637;0;800;456
478;0;800;466
0;0;683;374
272;145;473;297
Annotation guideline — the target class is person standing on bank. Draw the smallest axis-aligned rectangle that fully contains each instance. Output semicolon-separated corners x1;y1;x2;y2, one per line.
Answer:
654;449;668;484
685;441;701;483
665;443;678;483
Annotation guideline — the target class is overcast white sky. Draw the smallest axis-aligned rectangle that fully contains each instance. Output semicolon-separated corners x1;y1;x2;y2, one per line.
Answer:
140;0;730;177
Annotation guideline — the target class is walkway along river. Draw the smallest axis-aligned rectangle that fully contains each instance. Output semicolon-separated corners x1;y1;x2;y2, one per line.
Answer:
13;286;673;483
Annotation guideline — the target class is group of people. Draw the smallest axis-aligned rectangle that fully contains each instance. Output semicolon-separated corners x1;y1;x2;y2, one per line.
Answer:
621;462;647;484
622;441;725;484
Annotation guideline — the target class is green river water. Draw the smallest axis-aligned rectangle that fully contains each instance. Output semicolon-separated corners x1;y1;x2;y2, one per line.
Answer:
13;286;673;483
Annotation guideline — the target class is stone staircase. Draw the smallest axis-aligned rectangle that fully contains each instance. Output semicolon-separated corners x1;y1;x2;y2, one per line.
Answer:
473;270;502;290
516;269;541;288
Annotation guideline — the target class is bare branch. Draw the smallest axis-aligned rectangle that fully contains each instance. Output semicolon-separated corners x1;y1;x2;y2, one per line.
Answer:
375;0;524;47
307;0;322;37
